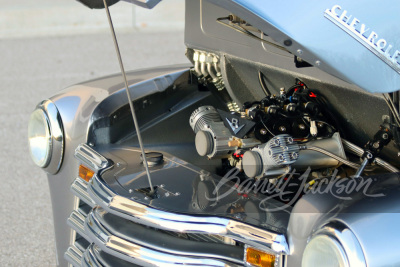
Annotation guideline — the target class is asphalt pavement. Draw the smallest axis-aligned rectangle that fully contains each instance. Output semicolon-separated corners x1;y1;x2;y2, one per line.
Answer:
0;30;187;266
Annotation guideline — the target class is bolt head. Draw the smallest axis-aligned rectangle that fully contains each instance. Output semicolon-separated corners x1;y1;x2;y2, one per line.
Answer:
283;39;292;46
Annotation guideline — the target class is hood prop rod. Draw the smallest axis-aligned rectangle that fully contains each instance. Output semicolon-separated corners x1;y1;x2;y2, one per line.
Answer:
103;0;154;195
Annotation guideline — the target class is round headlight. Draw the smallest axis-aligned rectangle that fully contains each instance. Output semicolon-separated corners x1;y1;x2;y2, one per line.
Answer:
28;109;51;167
302;235;349;267
28;100;64;174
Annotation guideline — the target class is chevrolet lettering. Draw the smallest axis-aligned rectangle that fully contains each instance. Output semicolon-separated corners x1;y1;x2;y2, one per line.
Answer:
325;4;400;75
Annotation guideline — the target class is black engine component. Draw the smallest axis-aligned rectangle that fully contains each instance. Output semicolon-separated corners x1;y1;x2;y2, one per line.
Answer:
242;80;336;140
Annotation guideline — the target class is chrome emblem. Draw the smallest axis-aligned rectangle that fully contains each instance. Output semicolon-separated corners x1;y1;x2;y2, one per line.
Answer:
324;5;400;75
226;118;244;134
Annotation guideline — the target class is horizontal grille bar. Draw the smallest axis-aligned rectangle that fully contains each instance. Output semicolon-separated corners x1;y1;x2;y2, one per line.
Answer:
88;207;243;264
66;193;243;266
67;210;90;242
85;207;242;266
65;245;83;267
70;144;288;266
71;178;95;207
88;174;289;254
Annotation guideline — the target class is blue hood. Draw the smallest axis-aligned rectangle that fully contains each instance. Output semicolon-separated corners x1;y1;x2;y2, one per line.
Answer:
207;0;400;93
81;0;400;93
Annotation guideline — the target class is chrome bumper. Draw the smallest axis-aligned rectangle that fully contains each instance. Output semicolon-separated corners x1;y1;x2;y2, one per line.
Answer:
65;144;289;266
89;174;288;254
67;180;243;266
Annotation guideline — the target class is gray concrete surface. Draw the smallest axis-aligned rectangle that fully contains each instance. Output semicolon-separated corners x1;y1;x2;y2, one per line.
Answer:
0;31;187;266
0;0;184;38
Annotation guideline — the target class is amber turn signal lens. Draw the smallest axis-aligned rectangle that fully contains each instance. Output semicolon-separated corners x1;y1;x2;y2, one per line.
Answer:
79;164;95;182
246;247;275;267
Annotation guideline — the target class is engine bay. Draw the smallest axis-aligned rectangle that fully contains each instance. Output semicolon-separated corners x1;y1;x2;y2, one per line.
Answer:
186;49;400;207
87;47;400;211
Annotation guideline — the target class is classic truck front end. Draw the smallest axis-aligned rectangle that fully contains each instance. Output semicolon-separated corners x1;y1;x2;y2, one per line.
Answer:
28;0;400;266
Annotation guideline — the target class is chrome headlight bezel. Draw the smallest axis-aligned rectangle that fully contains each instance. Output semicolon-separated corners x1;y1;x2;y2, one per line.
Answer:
302;222;366;267
28;99;64;174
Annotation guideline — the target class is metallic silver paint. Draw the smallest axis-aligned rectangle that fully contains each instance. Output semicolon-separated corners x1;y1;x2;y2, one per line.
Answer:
312;223;366;267
40;1;400;266
335;198;400;266
286;173;400;266
46;65;191;266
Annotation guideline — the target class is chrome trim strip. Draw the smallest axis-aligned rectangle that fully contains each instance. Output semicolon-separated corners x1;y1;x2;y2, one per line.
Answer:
75;144;109;172
67;210;90;242
37;99;64;174
88;174;289;254
65;245;83;267
83;244;137;267
82;244;103;267
84;210;241;267
91;207;243;264
71;179;96;207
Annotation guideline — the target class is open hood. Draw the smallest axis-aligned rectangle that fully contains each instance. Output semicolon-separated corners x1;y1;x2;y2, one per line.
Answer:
206;0;400;93
78;0;400;93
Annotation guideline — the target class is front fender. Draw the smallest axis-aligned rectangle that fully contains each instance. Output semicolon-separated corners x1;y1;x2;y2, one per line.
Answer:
46;64;190;266
286;172;400;266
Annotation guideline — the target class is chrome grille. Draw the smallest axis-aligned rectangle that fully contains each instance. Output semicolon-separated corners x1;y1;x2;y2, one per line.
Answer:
66;178;244;267
65;144;288;267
